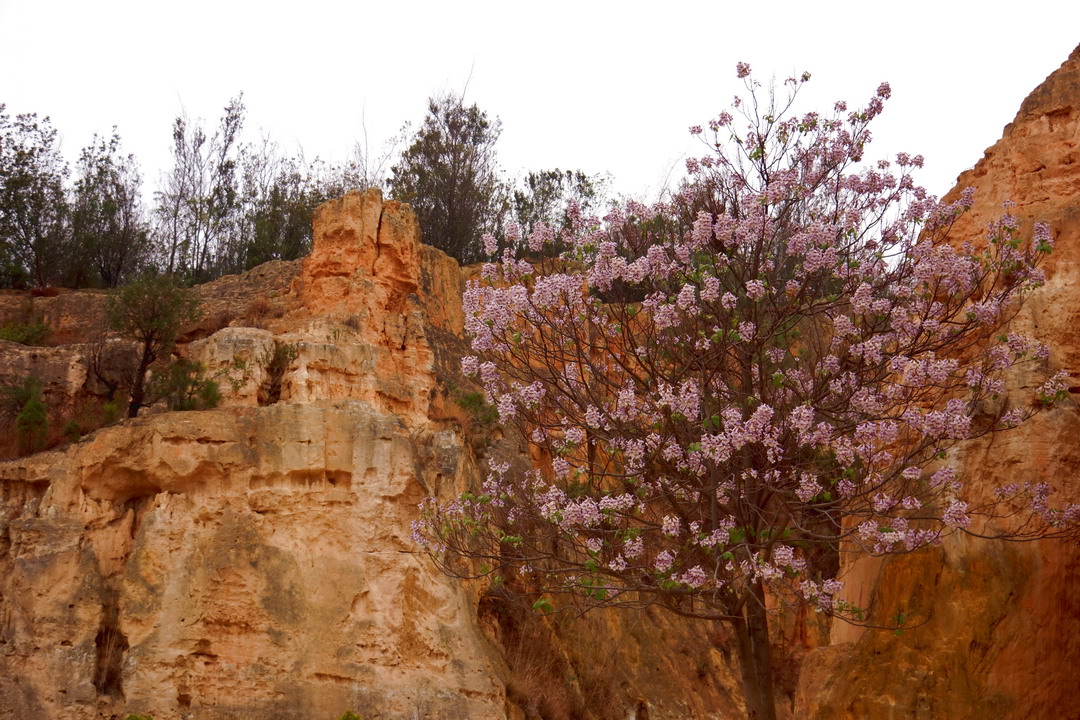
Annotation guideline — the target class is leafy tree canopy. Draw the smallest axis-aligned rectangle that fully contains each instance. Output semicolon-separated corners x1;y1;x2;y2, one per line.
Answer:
71;130;150;287
388;93;508;264
0;105;68;287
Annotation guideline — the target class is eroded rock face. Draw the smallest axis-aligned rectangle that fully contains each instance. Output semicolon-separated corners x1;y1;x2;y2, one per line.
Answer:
0;189;734;720
0;189;505;720
797;44;1080;720
0;288;109;346
2;405;501;720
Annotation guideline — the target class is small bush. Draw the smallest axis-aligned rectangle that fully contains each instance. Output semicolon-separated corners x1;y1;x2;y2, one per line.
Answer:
1;375;42;409
150;358;221;411
245;297;272;327
63;419;81;443
15;382;48;454
457;391;498;425
102;400;121;423
0;320;51;345
269;342;299;375
337;712;363;720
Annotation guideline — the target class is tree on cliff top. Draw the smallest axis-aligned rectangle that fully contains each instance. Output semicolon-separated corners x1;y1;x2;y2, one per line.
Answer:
508;168;609;257
388;93;507;264
0;106;69;288
155;96;245;283
415;66;1078;719
71;130;151;288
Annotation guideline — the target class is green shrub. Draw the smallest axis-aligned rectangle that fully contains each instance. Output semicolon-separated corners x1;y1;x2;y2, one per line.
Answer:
1;375;42;409
0;320;51;345
151;358;221;411
268;341;298;378
102;400;121;423
108;273;201;418
457;391;498;425
63;418;81;442
15;381;48;453
337;712;363;720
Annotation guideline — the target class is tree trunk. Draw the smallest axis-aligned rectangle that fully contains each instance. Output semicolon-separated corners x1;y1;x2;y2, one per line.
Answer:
127;364;146;418
733;580;777;720
127;342;155;418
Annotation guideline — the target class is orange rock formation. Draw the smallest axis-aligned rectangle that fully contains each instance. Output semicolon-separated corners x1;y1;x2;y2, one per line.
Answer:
796;44;1080;719
3;45;1079;720
0;189;734;720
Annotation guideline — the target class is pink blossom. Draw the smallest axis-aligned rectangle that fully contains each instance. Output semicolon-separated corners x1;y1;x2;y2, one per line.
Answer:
679;566;708;588
702;276;721;302
796;474;820;502
1037;370;1069;404
461;356;479;376
745;279;766;300
943;501;970;528
496;394;516;421
677;284;698;310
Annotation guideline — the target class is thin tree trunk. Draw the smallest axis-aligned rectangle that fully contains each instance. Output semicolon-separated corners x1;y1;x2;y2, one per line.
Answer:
733;580;777;720
127;341;155;418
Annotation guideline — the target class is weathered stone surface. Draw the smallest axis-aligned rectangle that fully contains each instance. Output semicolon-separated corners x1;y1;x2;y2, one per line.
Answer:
187;328;276;408
0;188;734;720
0;288;109;345
186;259;301;341
0;339;91;400
0;405;504;720
797;44;1080;720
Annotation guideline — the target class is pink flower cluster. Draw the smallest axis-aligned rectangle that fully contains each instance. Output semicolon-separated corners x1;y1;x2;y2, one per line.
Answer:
414;60;1067;625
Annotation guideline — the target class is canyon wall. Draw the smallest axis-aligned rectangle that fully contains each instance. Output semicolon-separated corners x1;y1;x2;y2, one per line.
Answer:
3;45;1079;720
0;190;738;720
797;44;1080;719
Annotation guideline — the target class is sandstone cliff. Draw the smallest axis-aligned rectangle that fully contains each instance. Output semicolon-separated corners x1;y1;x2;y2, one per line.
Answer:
796;45;1080;719
4;46;1080;720
0;190;737;720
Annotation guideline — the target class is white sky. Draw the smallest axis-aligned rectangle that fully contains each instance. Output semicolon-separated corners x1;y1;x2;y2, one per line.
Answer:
2;0;1078;203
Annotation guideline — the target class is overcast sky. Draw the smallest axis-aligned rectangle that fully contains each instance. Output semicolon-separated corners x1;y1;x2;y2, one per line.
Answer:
2;0;1078;204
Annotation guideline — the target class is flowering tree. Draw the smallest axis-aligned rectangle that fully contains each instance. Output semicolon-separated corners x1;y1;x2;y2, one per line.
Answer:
414;65;1077;720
